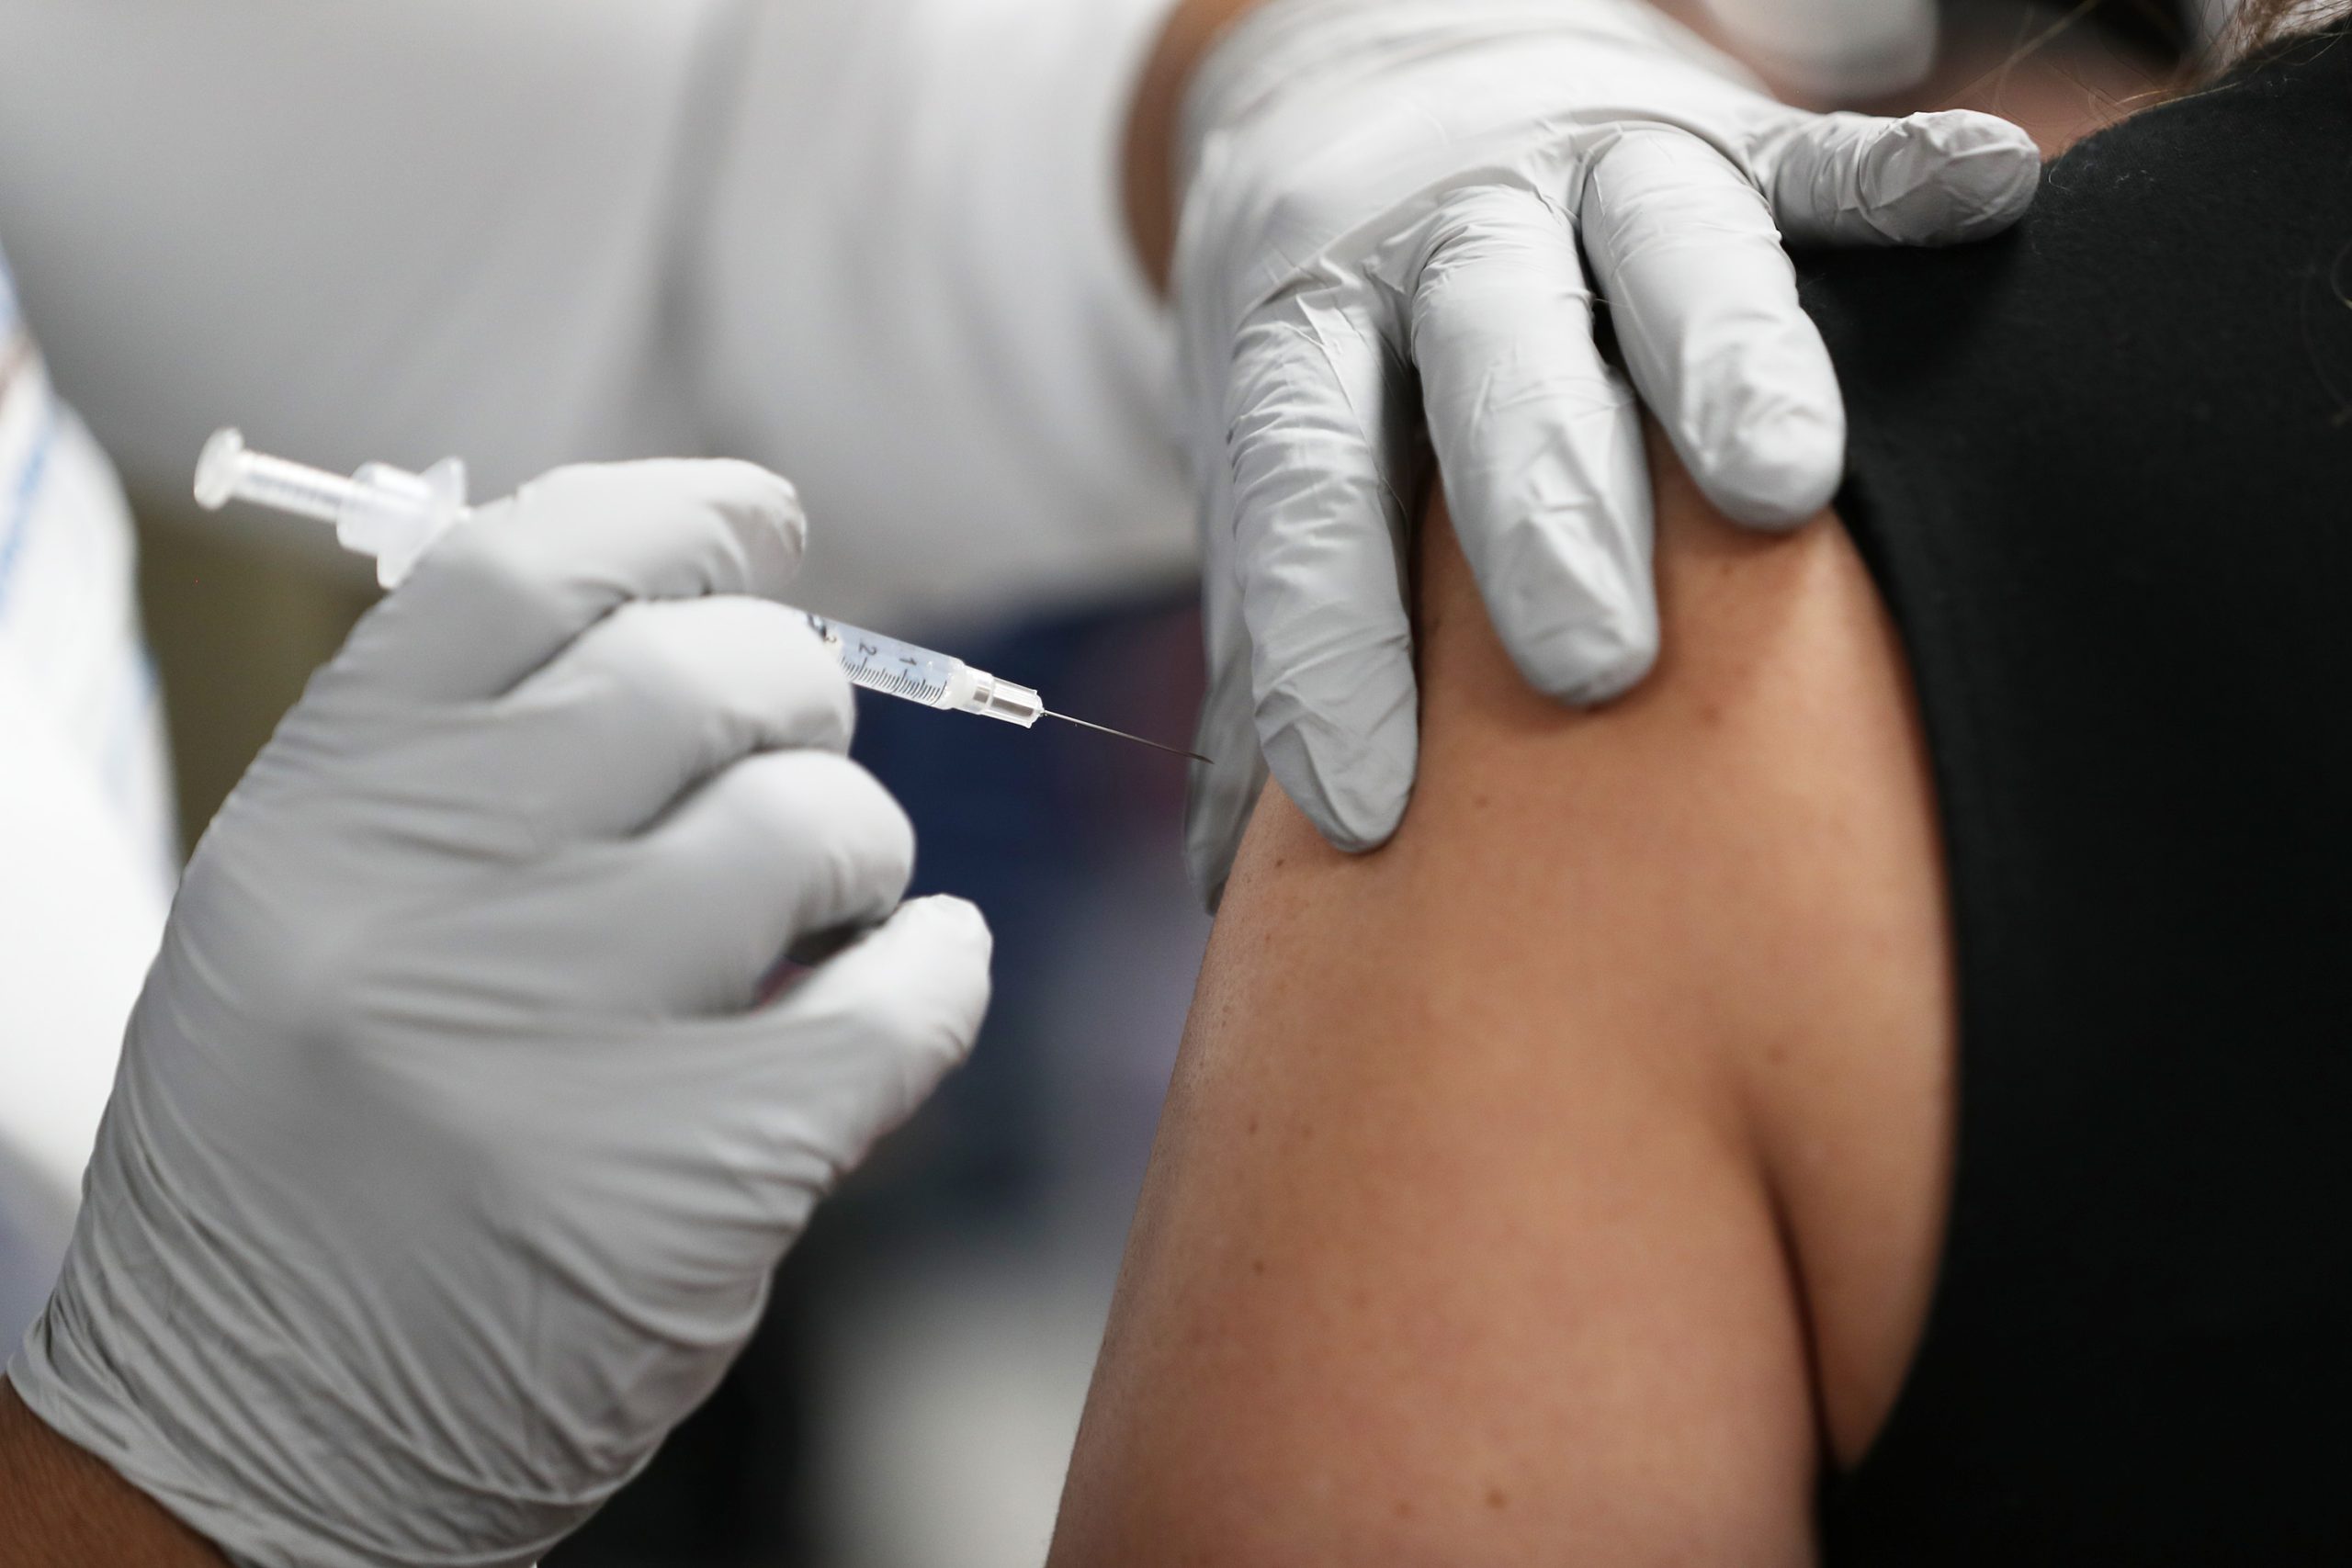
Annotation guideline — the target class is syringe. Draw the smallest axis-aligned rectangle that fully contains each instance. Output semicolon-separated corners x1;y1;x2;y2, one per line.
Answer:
193;429;1207;761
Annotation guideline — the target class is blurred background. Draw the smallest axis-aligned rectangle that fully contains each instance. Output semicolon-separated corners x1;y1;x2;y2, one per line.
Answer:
1;0;2186;1562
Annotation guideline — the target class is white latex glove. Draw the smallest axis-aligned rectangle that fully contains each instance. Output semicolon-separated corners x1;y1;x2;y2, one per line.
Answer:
7;461;993;1567
1176;0;2043;903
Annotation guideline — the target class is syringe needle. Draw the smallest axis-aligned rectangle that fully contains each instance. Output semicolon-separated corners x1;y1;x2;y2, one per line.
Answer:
1043;710;1211;765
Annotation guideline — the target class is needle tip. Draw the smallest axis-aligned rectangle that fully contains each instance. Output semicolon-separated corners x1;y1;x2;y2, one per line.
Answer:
1043;710;1211;764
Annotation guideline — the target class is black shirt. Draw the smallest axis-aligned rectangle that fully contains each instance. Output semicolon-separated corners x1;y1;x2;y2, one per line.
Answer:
1798;28;2352;1563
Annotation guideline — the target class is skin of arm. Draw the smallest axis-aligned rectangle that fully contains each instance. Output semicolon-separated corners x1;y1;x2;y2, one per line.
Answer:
0;1378;226;1566
1122;0;1268;291
1048;436;1956;1563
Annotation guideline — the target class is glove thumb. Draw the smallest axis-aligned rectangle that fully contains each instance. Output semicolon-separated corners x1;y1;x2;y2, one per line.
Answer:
1766;108;2042;248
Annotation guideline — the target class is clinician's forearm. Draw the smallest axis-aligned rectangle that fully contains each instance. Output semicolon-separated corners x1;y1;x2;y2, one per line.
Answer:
0;1379;226;1566
1124;0;1272;290
1120;0;1728;289
695;0;1197;628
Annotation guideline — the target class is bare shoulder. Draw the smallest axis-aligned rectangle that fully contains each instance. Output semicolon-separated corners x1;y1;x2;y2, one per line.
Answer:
1052;435;1953;1563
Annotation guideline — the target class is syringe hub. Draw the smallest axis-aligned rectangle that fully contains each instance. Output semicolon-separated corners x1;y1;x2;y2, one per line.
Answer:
958;671;1046;728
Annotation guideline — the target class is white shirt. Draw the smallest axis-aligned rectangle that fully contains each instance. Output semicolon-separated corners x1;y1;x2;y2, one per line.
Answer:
0;0;1194;633
0;247;175;1347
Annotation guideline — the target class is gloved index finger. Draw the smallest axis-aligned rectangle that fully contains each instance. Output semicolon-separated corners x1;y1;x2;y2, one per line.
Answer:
1223;286;1423;858
1580;127;1846;530
1408;185;1657;706
341;457;809;703
481;596;856;850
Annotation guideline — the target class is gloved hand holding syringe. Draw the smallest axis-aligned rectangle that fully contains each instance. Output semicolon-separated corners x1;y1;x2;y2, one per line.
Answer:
194;428;1206;761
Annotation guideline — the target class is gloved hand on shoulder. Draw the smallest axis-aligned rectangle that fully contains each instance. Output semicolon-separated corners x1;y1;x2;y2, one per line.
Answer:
1172;0;2041;901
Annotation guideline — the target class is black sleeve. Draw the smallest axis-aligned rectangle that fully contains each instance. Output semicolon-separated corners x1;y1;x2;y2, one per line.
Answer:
1795;29;2352;1565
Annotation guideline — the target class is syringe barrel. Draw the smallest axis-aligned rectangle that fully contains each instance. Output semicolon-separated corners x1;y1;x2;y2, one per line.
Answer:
805;615;961;709
803;614;1045;728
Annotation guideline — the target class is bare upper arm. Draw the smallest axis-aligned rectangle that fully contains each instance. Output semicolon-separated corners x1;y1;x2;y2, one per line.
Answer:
1050;434;1955;1564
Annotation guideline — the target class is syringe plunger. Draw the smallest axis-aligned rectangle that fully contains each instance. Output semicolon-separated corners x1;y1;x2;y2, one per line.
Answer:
194;427;469;589
196;429;357;520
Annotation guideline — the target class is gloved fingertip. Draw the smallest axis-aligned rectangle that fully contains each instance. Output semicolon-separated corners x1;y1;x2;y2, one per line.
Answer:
1692;400;1844;529
854;897;993;1070
1926;107;2042;164
703;459;812;572
1481;516;1659;707
895;905;993;1029
1579;640;1657;705
897;894;993;960
1314;804;1405;856
692;457;806;518
1263;721;1412;857
1888;110;2044;241
1517;609;1660;706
